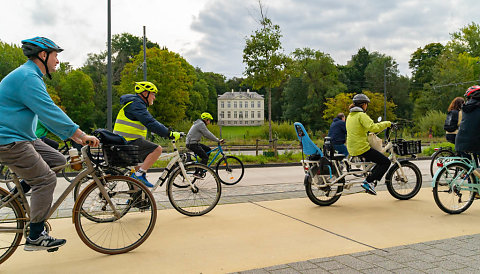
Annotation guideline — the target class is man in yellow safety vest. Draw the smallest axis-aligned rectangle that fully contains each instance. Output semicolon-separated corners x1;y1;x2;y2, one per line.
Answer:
113;81;180;187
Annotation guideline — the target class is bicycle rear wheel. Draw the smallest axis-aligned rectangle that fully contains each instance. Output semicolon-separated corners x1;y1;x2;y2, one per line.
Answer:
167;163;221;216
304;173;343;206
433;163;476;214
0;187;25;264
215;156;244;185
430;149;455;177
73;176;156;254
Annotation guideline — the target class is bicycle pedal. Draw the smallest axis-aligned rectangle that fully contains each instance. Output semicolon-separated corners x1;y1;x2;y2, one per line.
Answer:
47;247;59;252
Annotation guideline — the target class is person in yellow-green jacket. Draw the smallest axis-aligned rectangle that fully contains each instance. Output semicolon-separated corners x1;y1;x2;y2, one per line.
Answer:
346;94;392;195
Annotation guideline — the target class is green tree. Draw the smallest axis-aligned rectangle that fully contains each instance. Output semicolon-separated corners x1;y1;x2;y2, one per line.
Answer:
196;69;228;118
448;22;480;57
413;50;479;118
57;70;96;130
408;43;444;93
0;41;26;80
118;47;195;126
283;48;346;130
112;33;160;84
338;47;371;93
324;91;396;122
243;1;286;142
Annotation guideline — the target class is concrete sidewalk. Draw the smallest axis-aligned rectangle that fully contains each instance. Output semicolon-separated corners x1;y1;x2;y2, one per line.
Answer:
2;187;480;273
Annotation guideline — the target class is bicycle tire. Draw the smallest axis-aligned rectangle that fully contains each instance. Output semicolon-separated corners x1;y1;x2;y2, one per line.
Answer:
215;156;244;185
0;187;26;264
433;162;476;214
167;163;221;216
385;161;422;200
73;175;156;254
73;167;127;201
304;173;343;206
430;149;455;177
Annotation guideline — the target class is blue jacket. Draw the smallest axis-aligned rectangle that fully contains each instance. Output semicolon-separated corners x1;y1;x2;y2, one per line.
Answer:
119;94;169;137
327;117;347;145
0;60;78;145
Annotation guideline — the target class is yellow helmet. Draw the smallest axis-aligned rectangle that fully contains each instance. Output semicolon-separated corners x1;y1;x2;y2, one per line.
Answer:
135;81;158;93
201;112;213;120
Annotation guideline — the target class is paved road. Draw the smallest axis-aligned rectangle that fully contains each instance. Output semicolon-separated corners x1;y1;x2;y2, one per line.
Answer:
6;159;480;273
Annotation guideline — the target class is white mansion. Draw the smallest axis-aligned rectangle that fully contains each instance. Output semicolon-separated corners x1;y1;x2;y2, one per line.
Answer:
217;89;264;126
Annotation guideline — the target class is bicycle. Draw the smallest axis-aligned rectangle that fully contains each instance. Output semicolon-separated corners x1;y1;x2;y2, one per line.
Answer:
73;133;222;217
429;146;455;177
0;144;157;264
294;122;422;206
183;142;244;185
432;152;480;214
2;139;91;191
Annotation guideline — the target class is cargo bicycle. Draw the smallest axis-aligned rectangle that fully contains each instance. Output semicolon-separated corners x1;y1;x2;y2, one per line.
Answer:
294;122;422;206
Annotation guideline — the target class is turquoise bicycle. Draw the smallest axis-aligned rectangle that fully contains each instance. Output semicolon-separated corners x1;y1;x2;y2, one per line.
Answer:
432;152;480;214
184;142;244;185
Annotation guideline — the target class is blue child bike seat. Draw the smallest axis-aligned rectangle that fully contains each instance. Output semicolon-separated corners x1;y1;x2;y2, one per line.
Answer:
294;122;323;157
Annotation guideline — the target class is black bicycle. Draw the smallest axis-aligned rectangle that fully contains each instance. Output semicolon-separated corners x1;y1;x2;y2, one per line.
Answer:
429;147;455;177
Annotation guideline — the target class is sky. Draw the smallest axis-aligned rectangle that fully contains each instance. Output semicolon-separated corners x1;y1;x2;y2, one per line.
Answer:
1;0;478;79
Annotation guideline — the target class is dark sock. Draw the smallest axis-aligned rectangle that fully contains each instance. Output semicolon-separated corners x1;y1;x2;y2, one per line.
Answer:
29;221;45;240
11;180;31;194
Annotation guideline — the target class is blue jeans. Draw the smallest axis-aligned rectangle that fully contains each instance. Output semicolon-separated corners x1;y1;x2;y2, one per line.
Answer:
333;144;349;157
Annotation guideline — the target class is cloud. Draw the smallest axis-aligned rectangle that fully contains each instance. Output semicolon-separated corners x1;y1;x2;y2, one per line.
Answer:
185;0;478;78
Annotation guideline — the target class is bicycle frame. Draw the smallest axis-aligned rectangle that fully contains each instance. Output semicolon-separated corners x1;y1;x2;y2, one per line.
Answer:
190;143;224;168
0;145;125;228
151;138;196;191
431;154;479;190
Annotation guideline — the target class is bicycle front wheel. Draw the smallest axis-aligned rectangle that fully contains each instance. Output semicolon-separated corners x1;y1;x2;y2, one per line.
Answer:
0;187;25;264
215;156;244;185
433;163;476;214
167;163;221;216
73;176;157;254
385;161;422;200
430;149;455;177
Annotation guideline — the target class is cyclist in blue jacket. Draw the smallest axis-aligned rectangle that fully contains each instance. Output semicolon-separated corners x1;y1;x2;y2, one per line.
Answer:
0;37;99;252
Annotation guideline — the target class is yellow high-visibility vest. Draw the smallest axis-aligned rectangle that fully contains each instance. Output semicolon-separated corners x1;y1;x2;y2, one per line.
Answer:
113;101;147;141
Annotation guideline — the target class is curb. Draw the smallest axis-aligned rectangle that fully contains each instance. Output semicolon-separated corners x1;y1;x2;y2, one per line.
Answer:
60;157;431;178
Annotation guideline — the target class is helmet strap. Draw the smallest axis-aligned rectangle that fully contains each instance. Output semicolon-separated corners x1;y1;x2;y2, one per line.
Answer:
34;52;52;79
138;91;150;105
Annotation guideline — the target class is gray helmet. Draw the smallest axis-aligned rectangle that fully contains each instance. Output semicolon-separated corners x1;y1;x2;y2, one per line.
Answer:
353;94;370;105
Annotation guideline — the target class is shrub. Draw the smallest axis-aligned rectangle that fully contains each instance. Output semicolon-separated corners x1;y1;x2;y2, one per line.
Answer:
417;110;446;137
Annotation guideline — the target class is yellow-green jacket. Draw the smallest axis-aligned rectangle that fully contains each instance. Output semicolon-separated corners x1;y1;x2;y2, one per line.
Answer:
346;107;391;156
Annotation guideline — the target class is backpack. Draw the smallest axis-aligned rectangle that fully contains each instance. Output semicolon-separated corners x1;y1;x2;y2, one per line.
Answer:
444;110;459;132
92;129;127;145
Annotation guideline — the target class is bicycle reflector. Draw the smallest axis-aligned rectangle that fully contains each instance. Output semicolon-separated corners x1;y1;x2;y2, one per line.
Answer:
437;162;443;168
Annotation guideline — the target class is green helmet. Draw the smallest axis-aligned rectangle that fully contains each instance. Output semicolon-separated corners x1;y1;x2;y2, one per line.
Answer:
201;112;213;120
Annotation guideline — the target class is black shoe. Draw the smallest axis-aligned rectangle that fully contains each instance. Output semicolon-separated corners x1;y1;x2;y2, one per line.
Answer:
24;231;66;251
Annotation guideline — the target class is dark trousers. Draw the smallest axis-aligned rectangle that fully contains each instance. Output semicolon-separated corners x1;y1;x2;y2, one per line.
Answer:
360;148;391;184
186;143;211;165
446;134;456;144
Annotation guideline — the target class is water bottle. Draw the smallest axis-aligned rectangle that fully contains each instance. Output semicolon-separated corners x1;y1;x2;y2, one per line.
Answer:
69;148;82;171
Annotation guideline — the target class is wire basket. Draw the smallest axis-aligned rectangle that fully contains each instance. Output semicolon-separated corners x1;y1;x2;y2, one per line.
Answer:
103;145;140;167
393;139;422;156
